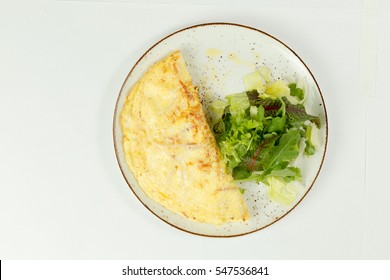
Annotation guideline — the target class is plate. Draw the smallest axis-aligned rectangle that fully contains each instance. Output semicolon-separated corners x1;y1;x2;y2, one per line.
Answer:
113;23;328;237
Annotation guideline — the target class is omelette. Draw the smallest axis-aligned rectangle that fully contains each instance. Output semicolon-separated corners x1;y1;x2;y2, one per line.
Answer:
120;50;250;225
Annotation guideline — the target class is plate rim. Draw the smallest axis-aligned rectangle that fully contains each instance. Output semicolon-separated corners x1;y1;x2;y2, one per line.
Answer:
112;22;329;238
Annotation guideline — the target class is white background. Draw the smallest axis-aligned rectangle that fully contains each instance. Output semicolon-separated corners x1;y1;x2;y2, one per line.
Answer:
2;260;390;279
1;0;389;260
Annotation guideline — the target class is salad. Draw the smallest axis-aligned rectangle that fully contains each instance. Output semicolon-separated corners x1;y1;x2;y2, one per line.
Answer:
211;67;321;205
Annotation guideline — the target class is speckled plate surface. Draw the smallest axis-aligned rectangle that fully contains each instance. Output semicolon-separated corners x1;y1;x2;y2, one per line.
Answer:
113;23;328;237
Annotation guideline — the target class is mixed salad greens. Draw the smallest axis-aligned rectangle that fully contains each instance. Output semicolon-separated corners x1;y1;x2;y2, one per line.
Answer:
211;67;321;205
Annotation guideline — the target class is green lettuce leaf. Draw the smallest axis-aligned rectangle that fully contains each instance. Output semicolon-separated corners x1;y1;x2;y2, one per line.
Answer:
262;128;301;170
288;83;304;100
266;177;303;205
225;92;250;116
261;166;302;183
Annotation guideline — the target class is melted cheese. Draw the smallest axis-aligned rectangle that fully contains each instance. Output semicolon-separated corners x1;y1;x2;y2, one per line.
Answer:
121;50;250;225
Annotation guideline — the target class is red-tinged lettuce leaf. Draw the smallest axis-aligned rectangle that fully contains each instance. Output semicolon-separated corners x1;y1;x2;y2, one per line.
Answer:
246;94;321;128
259;98;283;117
241;135;279;172
245;92;283;116
282;97;321;128
246;90;260;106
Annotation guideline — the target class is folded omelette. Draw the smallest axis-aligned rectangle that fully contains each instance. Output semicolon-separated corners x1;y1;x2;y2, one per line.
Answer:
120;50;250;225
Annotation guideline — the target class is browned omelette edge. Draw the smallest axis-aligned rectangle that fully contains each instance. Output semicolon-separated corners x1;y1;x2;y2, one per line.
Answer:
113;22;329;238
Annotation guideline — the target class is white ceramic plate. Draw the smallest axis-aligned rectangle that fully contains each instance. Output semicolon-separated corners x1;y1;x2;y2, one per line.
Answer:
113;23;328;237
